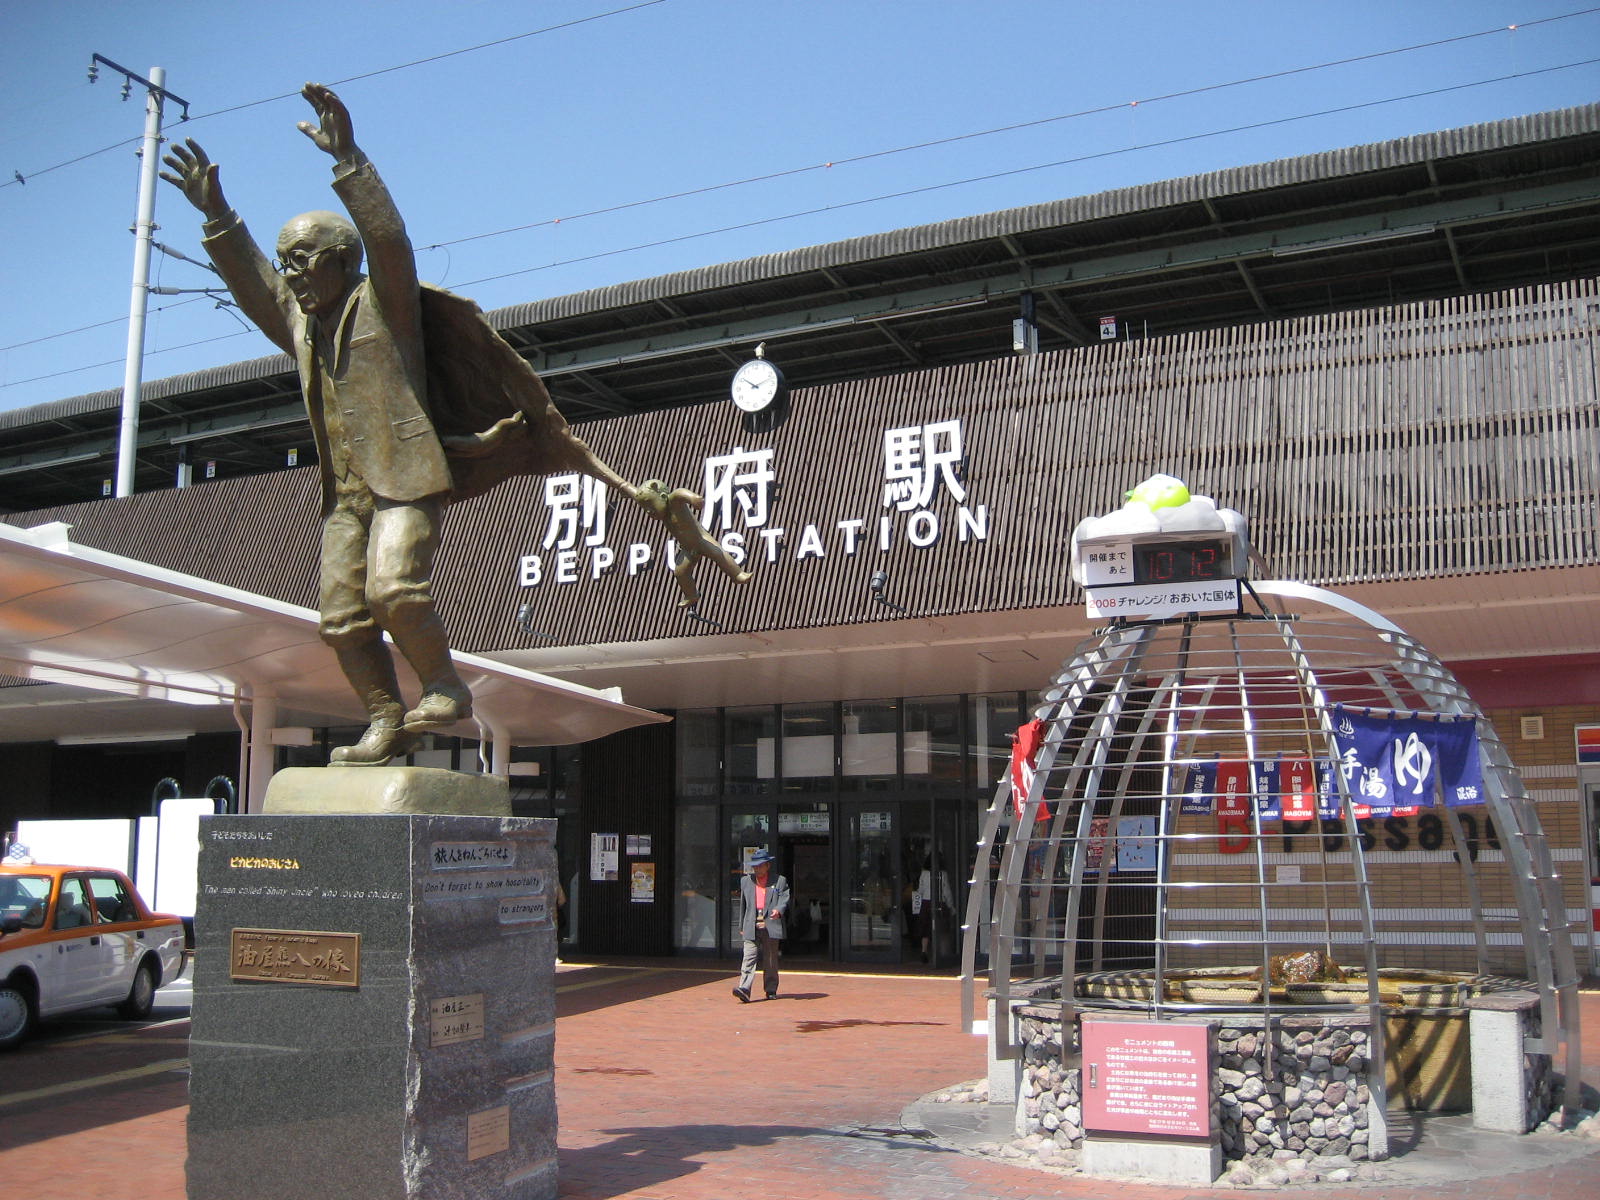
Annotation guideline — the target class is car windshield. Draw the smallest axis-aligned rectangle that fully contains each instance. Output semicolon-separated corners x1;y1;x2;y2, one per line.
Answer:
0;874;52;929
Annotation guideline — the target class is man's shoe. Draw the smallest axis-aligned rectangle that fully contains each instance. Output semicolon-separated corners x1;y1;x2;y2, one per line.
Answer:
765;992;778;1001
402;685;473;733
330;720;417;766
733;987;751;1003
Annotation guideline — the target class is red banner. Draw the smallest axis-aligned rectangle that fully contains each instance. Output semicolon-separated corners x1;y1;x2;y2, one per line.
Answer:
1280;757;1317;821
1215;760;1251;852
1009;720;1053;822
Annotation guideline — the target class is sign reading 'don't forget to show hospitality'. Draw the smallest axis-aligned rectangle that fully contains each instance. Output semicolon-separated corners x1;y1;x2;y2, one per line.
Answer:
1082;1018;1212;1138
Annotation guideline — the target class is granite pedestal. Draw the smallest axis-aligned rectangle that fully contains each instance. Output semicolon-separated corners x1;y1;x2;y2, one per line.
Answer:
187;807;558;1200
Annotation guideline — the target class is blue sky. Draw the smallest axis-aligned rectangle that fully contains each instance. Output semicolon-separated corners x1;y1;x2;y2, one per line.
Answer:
2;0;1597;416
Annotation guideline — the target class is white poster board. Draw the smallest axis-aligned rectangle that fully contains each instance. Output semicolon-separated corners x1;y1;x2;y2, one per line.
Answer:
153;797;213;917
14;818;133;873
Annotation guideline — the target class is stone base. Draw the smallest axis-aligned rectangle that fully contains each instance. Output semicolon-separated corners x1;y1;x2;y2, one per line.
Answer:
1082;1133;1222;1184
187;813;557;1200
263;766;510;815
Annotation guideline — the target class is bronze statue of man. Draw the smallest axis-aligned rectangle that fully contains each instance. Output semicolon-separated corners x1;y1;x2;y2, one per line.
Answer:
162;83;742;766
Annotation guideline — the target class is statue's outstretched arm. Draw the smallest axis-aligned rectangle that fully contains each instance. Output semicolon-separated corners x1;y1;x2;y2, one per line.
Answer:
159;138;297;355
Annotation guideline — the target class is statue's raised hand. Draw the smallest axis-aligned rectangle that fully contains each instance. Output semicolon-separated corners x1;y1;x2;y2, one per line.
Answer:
158;138;228;220
297;82;359;165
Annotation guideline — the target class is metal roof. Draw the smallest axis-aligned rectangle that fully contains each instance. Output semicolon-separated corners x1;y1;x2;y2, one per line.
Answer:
4;102;1599;512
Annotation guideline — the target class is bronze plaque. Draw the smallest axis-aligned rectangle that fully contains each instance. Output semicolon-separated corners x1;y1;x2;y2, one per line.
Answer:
467;1105;511;1161
230;927;361;988
429;993;486;1047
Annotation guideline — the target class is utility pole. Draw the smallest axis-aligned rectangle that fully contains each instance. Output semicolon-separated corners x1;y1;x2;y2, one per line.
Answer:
90;55;189;499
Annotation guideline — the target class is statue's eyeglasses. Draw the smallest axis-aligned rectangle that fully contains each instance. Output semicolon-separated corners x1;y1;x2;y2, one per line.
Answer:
272;246;339;276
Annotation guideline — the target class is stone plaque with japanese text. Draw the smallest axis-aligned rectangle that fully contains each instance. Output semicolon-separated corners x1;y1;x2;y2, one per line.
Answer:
229;928;361;988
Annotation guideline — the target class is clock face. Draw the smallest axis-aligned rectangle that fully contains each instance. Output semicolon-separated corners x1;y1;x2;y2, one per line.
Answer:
731;358;783;413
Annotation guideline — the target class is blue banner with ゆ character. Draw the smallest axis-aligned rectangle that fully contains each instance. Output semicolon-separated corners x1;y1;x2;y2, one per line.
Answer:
1327;706;1484;811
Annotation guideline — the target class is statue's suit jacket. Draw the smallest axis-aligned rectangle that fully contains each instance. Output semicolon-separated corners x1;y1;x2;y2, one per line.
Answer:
200;159;452;515
739;872;790;941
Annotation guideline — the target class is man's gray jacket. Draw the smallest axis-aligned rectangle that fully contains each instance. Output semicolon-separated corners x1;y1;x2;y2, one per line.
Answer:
739;872;790;941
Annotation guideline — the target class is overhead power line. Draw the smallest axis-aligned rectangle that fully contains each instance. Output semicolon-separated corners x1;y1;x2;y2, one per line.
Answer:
6;6;1598;195
1;0;670;189
0;329;252;391
0;296;205;354
451;55;1600;291
11;50;1593;398
421;6;1600;253
8;19;1599;392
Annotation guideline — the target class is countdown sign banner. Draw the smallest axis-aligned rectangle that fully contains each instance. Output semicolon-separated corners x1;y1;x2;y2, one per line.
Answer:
1086;578;1239;620
1080;537;1241;620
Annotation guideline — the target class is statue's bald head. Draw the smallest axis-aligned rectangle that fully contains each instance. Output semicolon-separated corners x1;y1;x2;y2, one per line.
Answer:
277;211;362;270
275;211;363;315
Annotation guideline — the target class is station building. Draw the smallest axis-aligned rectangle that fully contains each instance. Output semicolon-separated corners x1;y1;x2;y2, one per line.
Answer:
3;103;1598;971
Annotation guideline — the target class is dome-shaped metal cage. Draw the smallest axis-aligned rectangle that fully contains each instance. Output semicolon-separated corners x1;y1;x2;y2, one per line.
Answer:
962;581;1582;1121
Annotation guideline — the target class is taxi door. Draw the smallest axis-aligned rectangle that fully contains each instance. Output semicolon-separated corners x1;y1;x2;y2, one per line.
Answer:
85;874;144;1004
44;875;112;1012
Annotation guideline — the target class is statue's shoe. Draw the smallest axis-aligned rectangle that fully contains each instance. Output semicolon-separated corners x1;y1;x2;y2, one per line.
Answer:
330;721;418;766
402;686;473;733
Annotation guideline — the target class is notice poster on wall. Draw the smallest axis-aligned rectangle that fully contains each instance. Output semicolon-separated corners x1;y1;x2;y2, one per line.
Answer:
1114;816;1157;872
630;862;656;903
1084;816;1110;870
1082;1018;1212;1138
590;832;619;882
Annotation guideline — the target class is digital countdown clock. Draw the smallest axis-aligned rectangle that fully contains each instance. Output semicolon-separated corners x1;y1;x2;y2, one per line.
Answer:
1131;539;1231;584
1078;535;1243;620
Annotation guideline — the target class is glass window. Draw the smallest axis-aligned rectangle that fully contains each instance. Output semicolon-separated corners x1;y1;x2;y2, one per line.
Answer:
674;805;718;950
782;703;836;793
840;699;898;792
88;875;136;923
677;709;721;798
905;696;963;796
0;874;50;927
970;691;1026;800
55;877;94;929
509;747;553;817
726;706;776;796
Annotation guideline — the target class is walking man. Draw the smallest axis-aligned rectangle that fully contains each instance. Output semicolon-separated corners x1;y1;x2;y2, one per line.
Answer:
734;849;789;1002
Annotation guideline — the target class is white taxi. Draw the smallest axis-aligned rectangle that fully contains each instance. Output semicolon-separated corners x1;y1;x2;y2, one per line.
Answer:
0;862;186;1049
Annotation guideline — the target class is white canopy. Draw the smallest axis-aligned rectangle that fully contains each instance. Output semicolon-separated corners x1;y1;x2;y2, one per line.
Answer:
0;520;666;809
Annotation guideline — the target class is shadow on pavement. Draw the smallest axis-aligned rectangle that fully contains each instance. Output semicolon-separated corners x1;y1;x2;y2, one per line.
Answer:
794;1017;944;1034
555;965;728;1019
0;1022;189;1152
560;1121;959;1200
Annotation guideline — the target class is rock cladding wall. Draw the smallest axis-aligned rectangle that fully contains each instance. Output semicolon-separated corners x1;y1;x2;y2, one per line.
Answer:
1014;1006;1378;1163
1524;1007;1557;1129
1215;1018;1372;1159
1017;1007;1085;1147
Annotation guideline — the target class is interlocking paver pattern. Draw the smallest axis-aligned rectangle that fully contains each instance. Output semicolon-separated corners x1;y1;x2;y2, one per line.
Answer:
0;960;1596;1199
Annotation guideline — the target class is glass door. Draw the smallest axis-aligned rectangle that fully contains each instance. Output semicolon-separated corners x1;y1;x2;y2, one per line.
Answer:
778;804;832;959
724;807;775;958
840;801;901;962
